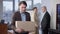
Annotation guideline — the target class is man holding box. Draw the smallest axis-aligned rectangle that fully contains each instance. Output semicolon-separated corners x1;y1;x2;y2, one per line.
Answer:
12;1;31;34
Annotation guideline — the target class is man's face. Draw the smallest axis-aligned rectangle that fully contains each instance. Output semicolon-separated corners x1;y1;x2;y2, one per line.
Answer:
20;4;26;12
42;7;46;13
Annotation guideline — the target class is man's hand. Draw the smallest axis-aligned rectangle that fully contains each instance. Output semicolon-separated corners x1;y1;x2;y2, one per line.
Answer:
15;28;24;33
35;24;38;28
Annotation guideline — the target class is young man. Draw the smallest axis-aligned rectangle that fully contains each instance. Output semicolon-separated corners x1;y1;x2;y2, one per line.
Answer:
12;1;31;34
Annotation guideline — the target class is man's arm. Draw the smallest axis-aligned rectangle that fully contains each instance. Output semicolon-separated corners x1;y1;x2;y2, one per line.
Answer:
12;12;17;26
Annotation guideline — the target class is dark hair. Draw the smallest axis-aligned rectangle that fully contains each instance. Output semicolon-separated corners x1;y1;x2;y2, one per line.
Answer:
33;7;37;10
19;1;27;7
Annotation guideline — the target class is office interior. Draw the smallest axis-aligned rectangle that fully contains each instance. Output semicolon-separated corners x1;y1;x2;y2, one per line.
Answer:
0;0;60;34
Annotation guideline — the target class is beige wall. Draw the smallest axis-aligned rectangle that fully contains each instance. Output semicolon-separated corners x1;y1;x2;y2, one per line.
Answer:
50;0;56;29
57;0;60;4
50;0;60;29
0;0;3;21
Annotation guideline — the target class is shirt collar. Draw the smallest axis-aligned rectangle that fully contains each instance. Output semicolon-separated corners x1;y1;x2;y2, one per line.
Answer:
20;10;25;14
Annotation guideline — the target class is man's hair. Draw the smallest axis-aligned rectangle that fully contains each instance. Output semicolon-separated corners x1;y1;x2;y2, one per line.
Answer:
33;7;37;10
42;6;47;10
19;1;27;7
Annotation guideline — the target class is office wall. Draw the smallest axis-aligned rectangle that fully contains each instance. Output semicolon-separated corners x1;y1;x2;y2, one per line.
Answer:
0;0;3;21
41;0;60;29
50;0;56;29
57;0;60;4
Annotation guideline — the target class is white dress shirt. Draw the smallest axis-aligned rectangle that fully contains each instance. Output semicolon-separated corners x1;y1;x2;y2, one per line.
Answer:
40;11;46;23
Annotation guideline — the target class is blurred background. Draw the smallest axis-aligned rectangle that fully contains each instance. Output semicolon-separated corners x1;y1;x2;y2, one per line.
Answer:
0;0;60;31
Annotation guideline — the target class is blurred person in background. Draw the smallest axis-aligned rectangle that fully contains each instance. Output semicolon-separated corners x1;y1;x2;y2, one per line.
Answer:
39;6;50;34
33;7;39;34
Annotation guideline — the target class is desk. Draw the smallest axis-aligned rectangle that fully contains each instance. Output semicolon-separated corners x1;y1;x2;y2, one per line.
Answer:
0;24;7;34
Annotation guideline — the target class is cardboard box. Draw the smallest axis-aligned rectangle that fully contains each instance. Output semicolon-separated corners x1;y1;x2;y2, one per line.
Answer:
15;21;36;32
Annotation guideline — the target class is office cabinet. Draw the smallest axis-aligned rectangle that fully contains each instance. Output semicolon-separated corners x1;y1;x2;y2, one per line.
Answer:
0;24;7;34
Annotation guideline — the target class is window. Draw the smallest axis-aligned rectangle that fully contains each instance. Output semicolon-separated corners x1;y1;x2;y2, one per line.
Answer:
3;0;41;23
3;1;13;23
15;0;18;11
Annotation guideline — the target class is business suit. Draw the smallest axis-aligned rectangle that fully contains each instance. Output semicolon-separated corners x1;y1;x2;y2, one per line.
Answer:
41;11;50;34
12;11;31;26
